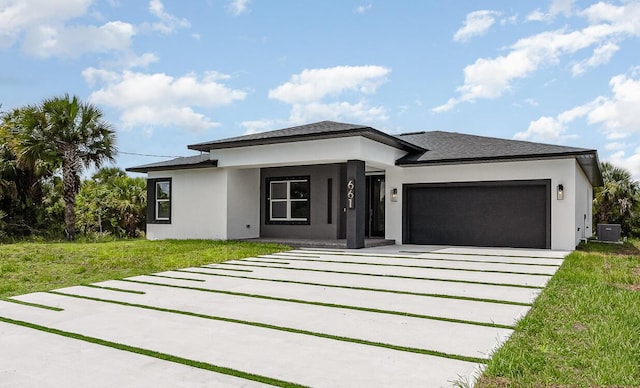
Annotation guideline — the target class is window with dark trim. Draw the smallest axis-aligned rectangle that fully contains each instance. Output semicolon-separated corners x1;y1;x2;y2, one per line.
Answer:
147;178;172;224
266;176;310;224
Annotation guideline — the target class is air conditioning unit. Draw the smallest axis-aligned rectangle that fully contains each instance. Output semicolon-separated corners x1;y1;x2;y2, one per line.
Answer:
597;224;621;242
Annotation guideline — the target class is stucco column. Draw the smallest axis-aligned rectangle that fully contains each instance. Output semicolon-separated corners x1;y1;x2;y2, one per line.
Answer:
346;159;365;249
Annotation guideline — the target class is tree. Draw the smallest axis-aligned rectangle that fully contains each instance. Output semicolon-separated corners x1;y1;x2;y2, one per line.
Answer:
13;95;117;240
76;168;146;238
0;112;59;238
593;161;639;236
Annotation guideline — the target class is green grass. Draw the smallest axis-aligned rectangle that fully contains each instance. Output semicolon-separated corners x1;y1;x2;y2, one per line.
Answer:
478;240;640;387
0;239;288;298
0;316;306;388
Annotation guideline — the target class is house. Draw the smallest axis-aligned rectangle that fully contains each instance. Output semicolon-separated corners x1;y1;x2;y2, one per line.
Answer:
127;120;602;251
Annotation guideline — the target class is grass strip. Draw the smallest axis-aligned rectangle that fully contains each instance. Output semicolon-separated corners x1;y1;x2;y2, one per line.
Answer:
49;290;489;364
174;269;532;307
478;243;640;386
1;297;64;311
199;266;253;273
0;315;305;388
277;251;561;267
121;277;516;329
147;274;206;282
399;250;564;260
262;255;555;276
218;262;545;289
83;284;145;294
239;259;292;265
0;240;288;299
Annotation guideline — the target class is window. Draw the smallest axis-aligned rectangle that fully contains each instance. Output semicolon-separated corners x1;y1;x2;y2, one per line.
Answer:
267;177;310;224
147;178;171;224
156;181;171;220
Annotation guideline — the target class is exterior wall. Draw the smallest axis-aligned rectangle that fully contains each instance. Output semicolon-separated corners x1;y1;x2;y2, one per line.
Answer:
260;164;343;239
385;158;579;250
211;137;405;169
226;168;260;239
147;168;228;240
574;161;594;242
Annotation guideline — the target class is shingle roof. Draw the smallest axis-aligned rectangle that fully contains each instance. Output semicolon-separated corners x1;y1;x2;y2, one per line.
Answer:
396;131;592;163
188;120;424;152
128;121;602;186
395;131;602;186
126;154;216;173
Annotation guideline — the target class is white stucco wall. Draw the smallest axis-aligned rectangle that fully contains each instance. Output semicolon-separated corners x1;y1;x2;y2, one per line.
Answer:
211;137;405;169
226;168;260;239
146;168;228;240
574;161;594;242
385;158;580;250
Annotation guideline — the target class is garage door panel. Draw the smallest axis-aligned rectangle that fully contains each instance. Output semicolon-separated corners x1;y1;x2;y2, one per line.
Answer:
404;181;550;249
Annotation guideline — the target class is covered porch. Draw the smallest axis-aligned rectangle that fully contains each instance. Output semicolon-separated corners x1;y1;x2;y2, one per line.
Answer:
241;237;396;249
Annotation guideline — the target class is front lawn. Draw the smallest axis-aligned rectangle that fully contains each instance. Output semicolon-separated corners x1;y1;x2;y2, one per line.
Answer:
0;239;289;298
478;240;640;387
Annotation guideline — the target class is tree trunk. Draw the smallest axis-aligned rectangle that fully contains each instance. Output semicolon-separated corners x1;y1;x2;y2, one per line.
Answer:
62;153;77;241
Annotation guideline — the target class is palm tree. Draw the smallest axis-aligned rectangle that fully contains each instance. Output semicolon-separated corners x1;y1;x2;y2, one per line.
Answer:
15;95;117;240
593;161;639;235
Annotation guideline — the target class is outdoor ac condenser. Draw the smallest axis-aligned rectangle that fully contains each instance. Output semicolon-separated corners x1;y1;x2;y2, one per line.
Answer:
597;224;621;242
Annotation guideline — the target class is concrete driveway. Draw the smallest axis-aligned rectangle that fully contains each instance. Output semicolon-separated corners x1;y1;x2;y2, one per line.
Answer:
0;245;568;387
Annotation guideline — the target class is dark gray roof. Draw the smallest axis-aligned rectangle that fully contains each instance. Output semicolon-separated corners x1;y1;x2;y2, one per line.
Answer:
396;131;602;186
126;154;217;173
128;121;602;186
188;120;424;153
397;131;590;163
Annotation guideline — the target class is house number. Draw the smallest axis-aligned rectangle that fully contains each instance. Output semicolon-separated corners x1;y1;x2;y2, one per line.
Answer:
347;179;355;209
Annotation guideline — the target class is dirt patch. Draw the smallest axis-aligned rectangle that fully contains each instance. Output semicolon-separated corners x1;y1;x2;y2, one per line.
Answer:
475;376;510;388
573;322;588;332
610;283;640;292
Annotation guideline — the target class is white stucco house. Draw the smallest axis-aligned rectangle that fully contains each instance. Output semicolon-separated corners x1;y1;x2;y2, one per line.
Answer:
127;121;602;251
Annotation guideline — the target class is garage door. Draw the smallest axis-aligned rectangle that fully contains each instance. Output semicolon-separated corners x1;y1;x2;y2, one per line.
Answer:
403;180;550;249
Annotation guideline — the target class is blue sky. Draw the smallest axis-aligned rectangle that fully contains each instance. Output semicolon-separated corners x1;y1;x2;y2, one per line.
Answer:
3;0;640;177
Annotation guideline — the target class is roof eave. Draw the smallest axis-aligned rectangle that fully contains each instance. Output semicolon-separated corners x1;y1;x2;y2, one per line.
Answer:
126;160;218;173
396;150;603;186
188;128;425;153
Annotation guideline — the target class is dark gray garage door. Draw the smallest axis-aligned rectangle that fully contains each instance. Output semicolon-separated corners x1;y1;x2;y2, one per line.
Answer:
403;180;550;249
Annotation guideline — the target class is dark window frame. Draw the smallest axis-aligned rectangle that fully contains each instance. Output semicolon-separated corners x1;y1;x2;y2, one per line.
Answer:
147;177;172;224
265;176;310;225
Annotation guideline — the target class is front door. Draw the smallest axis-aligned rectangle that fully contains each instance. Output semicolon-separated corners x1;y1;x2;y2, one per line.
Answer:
365;175;385;238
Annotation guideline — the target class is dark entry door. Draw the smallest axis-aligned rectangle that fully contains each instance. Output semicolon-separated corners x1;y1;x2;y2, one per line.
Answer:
366;175;385;238
403;180;550;249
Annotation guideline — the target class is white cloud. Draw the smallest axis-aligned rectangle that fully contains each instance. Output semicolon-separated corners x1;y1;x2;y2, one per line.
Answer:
0;0;90;47
434;1;640;112
240;119;280;135
0;0;137;58
147;0;190;34
527;0;573;22
266;65;390;125
500;15;518;25
453;10;501;42
609;147;640;179
587;72;640;139
227;0;251;16
268;65;390;104
288;101;388;125
514;116;576;142
22;21;135;58
515;69;640;143
571;41;619;76
355;3;372;14
605;142;626;151
83;68;247;132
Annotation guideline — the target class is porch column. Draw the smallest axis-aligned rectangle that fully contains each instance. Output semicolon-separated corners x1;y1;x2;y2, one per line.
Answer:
346;159;366;249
